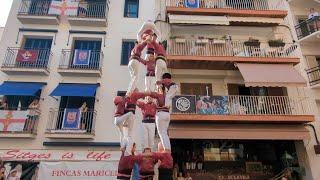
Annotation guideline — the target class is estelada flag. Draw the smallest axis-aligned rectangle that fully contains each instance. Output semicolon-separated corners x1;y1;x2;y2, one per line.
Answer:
16;50;39;63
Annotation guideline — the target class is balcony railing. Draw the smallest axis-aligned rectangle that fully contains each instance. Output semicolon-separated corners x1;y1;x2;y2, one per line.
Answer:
166;0;285;11
172;95;314;116
18;0;52;16
306;66;320;86
295;16;320;39
46;109;96;135
18;0;108;19
2;48;52;70
168;39;298;59
59;49;103;71
71;2;108;19
0;108;40;134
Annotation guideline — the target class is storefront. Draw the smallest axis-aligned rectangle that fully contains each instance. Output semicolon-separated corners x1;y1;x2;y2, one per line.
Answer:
171;139;305;180
0;149;120;180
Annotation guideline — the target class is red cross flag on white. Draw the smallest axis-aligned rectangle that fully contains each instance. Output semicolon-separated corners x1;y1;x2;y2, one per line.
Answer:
48;0;79;16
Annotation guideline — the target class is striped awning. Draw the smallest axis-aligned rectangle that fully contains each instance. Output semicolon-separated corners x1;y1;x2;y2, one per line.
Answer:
228;16;283;24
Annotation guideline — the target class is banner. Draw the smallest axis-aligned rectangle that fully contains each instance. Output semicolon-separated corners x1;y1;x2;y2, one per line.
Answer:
49;0;79;16
62;109;81;130
185;0;200;8
0;149;121;162
38;161;118;180
172;95;196;114
0;111;27;132
196;96;229;115
16;50;39;63
73;49;91;65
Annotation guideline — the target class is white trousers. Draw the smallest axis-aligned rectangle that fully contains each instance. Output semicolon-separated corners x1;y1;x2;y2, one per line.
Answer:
155;111;171;150
145;76;156;92
142;123;156;149
127;59;140;94
114;112;134;153
155;59;168;81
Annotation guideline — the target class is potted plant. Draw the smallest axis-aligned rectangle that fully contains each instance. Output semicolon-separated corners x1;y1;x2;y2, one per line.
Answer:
244;37;260;47
268;39;285;47
170;36;186;43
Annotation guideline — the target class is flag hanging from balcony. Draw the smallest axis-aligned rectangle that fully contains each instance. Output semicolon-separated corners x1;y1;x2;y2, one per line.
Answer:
16;50;39;63
185;0;200;8
196;96;229;115
73;49;91;65
62;108;81;130
48;0;79;16
0;111;27;132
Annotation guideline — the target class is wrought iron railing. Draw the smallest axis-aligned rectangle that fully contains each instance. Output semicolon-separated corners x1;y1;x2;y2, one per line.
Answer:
18;0;52;16
166;0;285;11
172;95;314;115
72;1;108;19
306;66;320;86
2;47;52;70
18;0;108;19
168;39;298;58
59;49;103;71
0;108;40;134
46;109;96;135
295;16;320;39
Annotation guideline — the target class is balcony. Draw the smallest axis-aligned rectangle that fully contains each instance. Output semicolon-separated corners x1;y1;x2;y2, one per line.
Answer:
166;0;287;19
167;39;299;69
17;0;59;25
45;109;96;139
57;49;103;77
68;1;109;27
0;108;40;138
171;95;315;123
1;48;52;76
295;17;320;43
306;66;320;87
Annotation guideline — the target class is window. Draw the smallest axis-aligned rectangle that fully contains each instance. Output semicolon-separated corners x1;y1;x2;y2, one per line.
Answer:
124;0;139;18
180;83;212;96
121;40;135;65
72;40;102;68
227;84;287;96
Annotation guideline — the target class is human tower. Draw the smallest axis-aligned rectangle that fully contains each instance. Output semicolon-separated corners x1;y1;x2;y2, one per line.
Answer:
113;22;178;180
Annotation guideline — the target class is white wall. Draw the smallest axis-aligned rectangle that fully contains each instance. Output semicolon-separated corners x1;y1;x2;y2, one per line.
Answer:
0;0;155;150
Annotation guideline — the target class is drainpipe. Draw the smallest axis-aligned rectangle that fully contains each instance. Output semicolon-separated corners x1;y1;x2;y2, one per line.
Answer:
304;124;320;154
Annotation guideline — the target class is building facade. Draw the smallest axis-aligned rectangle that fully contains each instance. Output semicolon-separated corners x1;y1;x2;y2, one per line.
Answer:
0;0;319;180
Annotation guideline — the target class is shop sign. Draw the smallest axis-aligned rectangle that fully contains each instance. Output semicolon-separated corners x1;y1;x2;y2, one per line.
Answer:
38;161;118;180
0;149;121;162
218;175;250;180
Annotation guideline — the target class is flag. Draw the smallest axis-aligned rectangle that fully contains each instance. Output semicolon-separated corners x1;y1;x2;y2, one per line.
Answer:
62;108;81;130
48;0;79;16
16;50;39;63
185;0;200;8
73;49;91;65
0;111;27;132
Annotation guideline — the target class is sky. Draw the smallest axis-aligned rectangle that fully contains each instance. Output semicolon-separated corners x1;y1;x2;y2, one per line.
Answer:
0;0;13;27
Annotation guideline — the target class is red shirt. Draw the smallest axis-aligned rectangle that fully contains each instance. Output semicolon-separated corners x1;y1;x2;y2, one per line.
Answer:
155;152;173;169
136;154;159;176
117;153;137;176
151;93;169;112
151;41;166;56
114;96;126;117
136;101;157;119
130;42;147;60
140;59;155;76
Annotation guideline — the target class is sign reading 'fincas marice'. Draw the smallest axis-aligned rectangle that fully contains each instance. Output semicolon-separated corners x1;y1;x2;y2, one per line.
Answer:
0;149;121;161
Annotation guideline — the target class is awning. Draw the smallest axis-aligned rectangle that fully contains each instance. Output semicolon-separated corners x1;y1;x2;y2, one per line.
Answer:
50;83;99;97
228;16;283;24
169;123;310;140
0;82;45;96
237;63;306;87
168;14;230;25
